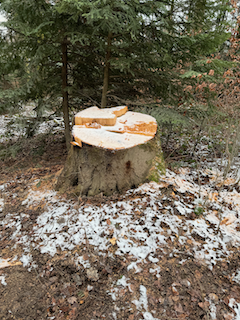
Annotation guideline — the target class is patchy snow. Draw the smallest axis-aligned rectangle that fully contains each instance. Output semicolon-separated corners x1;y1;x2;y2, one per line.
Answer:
21;189;57;207
232;270;240;284
229;298;240;320
2;170;240;275
0;275;7;286
132;285;159;320
75;255;91;269
116;275;133;292
0;106;64;143
132;285;149;312
2;135;240;319
0;198;4;212
207;299;217;320
149;266;161;278
20;254;33;267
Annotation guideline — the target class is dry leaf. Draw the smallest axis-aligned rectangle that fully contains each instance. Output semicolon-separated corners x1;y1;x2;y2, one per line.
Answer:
220;215;236;226
82;254;89;261
224;314;234;320
198;301;210;310
184;85;193;92
209;69;215;76
106;219;111;225
0;259;22;269
195;270;202;280
67;296;77;304
172;295;180;302
109;237;117;245
172;286;179;295
174;303;184;313
209;192;218;201
208;293;218;302
86;267;99;281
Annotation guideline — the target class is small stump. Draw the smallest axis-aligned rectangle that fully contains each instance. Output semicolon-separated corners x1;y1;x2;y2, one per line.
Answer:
56;106;164;196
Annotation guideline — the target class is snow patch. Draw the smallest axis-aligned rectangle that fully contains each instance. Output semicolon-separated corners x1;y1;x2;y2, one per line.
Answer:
0;198;4;212
229;298;240;320
0;275;7;286
132;285;159;320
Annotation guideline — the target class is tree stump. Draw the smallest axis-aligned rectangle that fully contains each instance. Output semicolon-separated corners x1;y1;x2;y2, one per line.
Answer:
56;106;165;196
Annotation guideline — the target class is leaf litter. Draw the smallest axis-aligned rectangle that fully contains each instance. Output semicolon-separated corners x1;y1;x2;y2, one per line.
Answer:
1;133;240;318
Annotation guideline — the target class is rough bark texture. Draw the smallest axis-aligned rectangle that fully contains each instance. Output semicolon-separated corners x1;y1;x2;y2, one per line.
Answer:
56;135;164;196
61;39;71;150
101;32;112;108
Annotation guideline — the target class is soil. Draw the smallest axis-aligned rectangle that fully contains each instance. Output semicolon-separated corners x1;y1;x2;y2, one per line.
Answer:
0;133;240;320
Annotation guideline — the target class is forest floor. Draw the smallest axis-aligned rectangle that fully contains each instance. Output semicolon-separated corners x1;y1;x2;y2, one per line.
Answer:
1;112;240;320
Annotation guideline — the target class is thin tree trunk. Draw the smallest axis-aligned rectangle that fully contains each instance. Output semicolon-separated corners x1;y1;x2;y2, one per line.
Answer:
62;38;71;150
101;32;112;108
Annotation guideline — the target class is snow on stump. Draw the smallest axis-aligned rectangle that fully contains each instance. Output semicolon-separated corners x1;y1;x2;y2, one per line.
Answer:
56;106;164;196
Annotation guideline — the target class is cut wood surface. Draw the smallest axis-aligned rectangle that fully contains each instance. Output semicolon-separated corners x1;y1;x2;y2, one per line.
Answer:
103;105;128;117
57;107;163;196
72;127;152;150
73;106;157;150
75;105;127;126
75;106;117;126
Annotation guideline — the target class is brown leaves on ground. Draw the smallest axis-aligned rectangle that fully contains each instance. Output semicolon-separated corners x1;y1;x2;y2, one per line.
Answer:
1;139;240;319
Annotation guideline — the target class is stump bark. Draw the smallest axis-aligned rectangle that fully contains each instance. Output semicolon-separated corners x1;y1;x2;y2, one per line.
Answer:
56;135;164;196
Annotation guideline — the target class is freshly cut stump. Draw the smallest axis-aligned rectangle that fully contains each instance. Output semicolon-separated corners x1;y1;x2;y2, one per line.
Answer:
56;106;164;196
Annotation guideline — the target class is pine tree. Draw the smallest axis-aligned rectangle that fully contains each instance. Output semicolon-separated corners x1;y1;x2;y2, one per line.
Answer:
0;0;93;148
0;0;232;146
57;0;231;106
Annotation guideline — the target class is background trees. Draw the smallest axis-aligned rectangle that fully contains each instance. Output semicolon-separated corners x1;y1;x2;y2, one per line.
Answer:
0;0;234;148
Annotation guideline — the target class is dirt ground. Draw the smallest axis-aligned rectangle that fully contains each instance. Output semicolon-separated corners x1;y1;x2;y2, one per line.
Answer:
1;134;240;320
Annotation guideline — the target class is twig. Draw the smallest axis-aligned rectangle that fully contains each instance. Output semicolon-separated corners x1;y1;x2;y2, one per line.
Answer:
88;294;105;301
34;267;46;288
195;276;210;320
79;93;100;107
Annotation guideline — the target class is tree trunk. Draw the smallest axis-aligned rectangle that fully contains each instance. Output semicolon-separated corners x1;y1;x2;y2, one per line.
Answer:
55;134;164;197
101;32;112;108
62;39;71;151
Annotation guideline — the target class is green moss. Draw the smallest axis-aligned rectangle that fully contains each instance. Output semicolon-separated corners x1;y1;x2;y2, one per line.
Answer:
145;130;166;182
147;170;160;182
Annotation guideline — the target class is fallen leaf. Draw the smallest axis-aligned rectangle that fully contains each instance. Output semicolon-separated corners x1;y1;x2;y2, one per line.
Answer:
224;314;234;320
82;254;89;261
67;296;77;304
109;237;117;245
208;293;218;302
209;69;215;76
0;259;22;269
174;303;183;313
172;295;180;302
198;300;210;310
106;219;111;225
188;289;201;300
195;270;202;280
69;308;77;317
209;192;218;201
172;286;179;295
220;215;237;226
86;267;99;281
